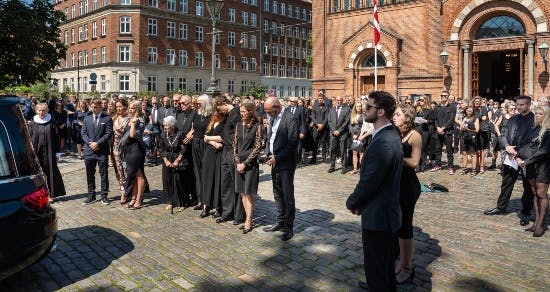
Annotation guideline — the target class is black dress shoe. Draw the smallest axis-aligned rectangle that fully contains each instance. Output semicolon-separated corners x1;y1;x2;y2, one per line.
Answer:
483;208;506;215
358;281;368;290
211;211;222;218
233;219;245;225
308;159;316;165
281;229;293;241
200;208;210;218
519;214;530;226
82;196;96;205
263;224;284;232
216;217;232;224
327;167;335;173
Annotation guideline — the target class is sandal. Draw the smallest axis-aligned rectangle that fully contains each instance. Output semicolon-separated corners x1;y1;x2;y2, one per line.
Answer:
479;167;485;174
120;196;127;205
127;200;136;208
129;205;142;210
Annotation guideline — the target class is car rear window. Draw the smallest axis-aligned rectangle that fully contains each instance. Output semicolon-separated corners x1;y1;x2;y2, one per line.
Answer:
0;121;16;178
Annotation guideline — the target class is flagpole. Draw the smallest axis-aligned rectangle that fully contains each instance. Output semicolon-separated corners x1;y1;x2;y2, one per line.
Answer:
374;45;378;91
373;0;380;91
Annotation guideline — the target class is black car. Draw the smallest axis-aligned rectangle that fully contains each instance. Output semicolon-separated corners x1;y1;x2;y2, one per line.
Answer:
0;96;57;280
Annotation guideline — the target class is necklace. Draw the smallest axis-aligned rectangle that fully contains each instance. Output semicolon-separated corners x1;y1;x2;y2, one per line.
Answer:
166;132;178;148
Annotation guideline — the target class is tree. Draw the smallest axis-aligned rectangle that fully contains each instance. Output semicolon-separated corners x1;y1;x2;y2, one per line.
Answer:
0;0;67;88
245;85;267;100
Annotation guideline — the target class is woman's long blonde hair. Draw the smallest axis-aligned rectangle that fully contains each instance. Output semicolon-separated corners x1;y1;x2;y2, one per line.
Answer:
537;106;550;142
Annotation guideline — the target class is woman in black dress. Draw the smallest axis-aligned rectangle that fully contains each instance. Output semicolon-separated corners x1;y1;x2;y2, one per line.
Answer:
158;115;189;213
201;110;226;218
191;94;213;212
392;103;422;284
54;100;68;152
122;101;149;210
414;96;433;172
28;103;66;201
73;100;89;159
233;102;263;234
348;101;364;174
458;106;479;175
520;106;550;237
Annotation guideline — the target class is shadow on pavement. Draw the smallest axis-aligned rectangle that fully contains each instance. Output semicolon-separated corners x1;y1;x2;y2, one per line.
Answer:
451;277;507;291
0;225;134;291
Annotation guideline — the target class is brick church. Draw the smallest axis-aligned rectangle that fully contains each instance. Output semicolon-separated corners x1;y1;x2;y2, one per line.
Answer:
312;0;550;101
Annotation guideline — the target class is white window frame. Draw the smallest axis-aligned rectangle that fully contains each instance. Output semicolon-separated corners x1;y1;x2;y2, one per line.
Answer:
119;45;131;62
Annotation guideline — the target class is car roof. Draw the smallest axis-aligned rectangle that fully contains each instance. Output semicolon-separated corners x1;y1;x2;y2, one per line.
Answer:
0;96;21;106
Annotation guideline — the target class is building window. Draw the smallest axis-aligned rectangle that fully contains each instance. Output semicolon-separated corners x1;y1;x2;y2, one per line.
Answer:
148;47;157;64
180;0;188;13
64;7;68;19
241;33;248;48
361;53;387;67
84;24;88;40
279;44;285;56
195;79;202;92
250;0;256;5
475;15;525;39
228;80;235;93
100;75;106;91
71;4;75;18
120;0;131;4
228;55;235;70
101;46;106;63
241;57;248;71
119;75;130;91
241;80;247;93
178;78;186;90
242;11;248;25
279;65;285;77
166;49;175;65
272;1;278;13
215;54;220;68
167;21;176;38
271;64;277;76
229;8;235;22
250;35;256;49
250;58;256;71
148;76;156;92
149;0;157;7
263;42;268;54
250;13;256;26
263;20;269;32
280;3;285;15
215;32;220;44
167;0;176;10
179;23;188;39
101;18;106;36
71;53;75;67
263;0;269;12
119;45;131;62
195;52;203;67
262;63;268;75
64;31;68;44
92;21;97;38
195;26;204;42
148;18;157;36
78;26;82;42
166;77;175;92
79;1;83;15
228;32;235;46
271;21;277;34
195;1;203;16
92;48;97;64
271;43;277;55
120;16;131;34
179;50;188;66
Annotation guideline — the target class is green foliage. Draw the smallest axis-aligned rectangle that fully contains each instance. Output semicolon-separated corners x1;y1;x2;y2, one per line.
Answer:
0;0;67;88
307;34;313;66
244;85;267;100
138;91;156;99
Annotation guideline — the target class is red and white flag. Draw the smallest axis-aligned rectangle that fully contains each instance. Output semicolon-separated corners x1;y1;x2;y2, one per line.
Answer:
373;0;380;45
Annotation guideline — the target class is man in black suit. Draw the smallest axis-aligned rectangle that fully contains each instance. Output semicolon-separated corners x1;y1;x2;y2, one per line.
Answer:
81;98;113;205
175;94;197;206
263;97;298;241
215;96;245;225
287;96;307;163
310;93;329;164
483;95;535;226
346;91;402;291
327;96;351;173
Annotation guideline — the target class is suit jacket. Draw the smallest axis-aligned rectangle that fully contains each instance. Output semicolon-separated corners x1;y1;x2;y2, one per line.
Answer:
346;125;403;233
288;105;307;136
81;112;113;157
311;102;329;127
176;109;196;136
328;105;351;134
270;110;298;170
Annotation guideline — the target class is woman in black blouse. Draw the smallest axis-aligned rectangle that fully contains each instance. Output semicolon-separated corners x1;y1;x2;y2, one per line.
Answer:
191;94;213;212
233;102;263;234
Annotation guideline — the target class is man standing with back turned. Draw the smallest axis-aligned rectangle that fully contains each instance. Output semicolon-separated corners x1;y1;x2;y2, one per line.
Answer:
346;91;403;291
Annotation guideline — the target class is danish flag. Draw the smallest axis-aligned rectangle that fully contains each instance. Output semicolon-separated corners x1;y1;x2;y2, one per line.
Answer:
373;0;380;45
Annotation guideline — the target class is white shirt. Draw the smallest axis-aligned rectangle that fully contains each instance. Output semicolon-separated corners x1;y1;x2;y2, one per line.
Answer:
371;122;392;139
268;110;284;154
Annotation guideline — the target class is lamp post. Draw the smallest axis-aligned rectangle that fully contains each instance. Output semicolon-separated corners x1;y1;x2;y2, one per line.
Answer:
539;42;549;71
205;0;224;96
76;56;81;97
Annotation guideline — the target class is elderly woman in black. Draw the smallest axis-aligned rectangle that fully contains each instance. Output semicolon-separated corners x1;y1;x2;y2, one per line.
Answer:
158;115;189;213
233;102;263;233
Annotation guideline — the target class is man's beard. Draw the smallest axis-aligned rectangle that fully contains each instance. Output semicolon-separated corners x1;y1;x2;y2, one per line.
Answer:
365;115;377;123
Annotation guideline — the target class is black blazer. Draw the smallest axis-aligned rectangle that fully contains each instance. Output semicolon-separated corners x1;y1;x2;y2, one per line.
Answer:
270;110;298;170
81;112;113;158
346;125;403;233
328;105;351;134
289;106;307;136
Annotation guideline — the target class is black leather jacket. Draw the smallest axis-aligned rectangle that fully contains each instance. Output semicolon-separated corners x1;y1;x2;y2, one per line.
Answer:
498;112;536;159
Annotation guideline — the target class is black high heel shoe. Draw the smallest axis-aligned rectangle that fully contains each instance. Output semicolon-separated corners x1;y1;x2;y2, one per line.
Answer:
200;208;210;218
242;226;253;234
396;268;415;285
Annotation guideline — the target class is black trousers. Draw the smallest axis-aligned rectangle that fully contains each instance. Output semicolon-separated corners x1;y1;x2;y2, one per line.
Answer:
497;165;534;215
220;148;245;221
311;127;328;161
417;127;431;170
272;167;296;229
434;133;454;166
84;155;109;197
329;133;348;168
363;230;397;292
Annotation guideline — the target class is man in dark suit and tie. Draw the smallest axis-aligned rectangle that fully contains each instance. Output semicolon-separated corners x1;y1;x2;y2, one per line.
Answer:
346;91;403;291
310;93;329;164
81;98;113;205
327;96;351;173
287;96;307;164
263;97;298;241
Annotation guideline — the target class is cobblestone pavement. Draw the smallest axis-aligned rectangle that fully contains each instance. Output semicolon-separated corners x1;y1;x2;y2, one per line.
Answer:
1;153;549;291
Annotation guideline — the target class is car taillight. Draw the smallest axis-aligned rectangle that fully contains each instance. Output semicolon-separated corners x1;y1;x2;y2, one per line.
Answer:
21;187;50;210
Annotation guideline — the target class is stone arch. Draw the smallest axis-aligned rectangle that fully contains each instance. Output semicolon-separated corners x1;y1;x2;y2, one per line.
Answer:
347;42;394;69
449;0;547;41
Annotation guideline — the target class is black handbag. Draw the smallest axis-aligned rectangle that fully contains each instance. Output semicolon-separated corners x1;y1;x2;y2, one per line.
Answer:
350;139;364;152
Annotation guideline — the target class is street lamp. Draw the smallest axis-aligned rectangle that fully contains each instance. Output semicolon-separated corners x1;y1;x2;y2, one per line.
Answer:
205;0;224;96
76;55;81;97
539;42;549;71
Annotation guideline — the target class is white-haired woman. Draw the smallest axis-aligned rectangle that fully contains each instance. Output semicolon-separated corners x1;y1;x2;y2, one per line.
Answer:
191;94;213;212
28;102;66;201
158;115;189;213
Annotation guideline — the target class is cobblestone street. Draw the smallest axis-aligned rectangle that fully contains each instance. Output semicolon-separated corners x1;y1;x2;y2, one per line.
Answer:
1;154;549;291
